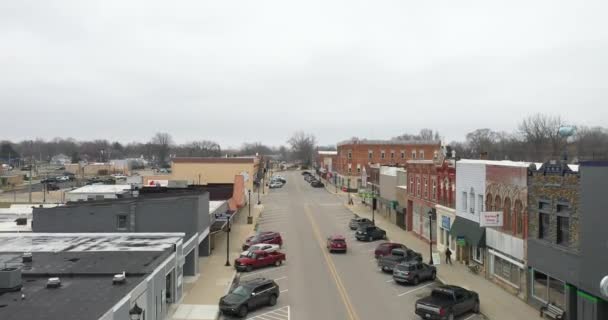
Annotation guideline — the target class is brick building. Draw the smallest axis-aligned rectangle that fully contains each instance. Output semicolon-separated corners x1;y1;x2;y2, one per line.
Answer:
405;159;455;244
315;150;338;180
336;139;440;190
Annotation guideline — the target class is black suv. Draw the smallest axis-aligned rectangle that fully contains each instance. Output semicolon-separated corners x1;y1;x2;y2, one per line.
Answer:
355;225;387;241
219;278;280;318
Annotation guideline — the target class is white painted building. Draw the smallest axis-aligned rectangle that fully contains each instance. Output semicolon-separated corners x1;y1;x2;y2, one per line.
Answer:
66;184;134;202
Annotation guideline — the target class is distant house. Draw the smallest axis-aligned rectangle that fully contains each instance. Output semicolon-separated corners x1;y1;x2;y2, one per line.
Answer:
50;153;71;166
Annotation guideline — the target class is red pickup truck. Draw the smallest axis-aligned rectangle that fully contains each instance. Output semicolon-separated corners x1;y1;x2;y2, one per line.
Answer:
234;250;286;272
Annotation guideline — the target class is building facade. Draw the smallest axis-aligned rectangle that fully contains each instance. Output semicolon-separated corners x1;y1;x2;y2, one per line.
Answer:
405;159;455;244
335;139;440;190
167;157;261;192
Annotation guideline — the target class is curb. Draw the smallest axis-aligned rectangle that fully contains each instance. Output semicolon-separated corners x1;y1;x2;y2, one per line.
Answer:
215;270;238;320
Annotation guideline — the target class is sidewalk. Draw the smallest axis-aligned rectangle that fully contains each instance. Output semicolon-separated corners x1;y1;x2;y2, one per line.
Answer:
170;200;265;320
340;191;540;320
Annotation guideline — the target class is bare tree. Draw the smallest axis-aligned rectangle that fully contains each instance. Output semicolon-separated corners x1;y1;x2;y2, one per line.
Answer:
393;128;441;141
519;114;563;161
150;132;173;167
287;131;317;167
239;142;273;156
176;140;222;157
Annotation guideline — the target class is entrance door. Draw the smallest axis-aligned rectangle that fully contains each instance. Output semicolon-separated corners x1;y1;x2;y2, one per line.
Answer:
396;208;406;229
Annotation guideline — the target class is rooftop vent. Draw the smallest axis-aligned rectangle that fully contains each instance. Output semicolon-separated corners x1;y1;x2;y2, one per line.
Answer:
113;271;126;285
46;277;61;288
22;252;32;263
0;267;22;291
15;217;27;226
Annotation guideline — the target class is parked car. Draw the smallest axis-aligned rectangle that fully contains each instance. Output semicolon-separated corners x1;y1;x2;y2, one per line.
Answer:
41;177;57;184
269;181;284;189
234;250;286;272
349;217;374;230
301;171;311;176
311;180;324;188
219;278;280;318
326;235;347;253
374;242;407;259
378;248;423;272
355;225;387;242
415;285;480;320
304;175;314;182
393;261;436;285
242;231;283;251
272;175;286;183
55;176;70;182
240;243;280;257
46;183;60;191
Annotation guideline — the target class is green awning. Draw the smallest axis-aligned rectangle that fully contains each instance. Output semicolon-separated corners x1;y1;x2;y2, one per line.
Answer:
449;217;485;247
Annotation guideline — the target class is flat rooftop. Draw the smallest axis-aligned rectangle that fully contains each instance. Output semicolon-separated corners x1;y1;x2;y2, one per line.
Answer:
67;184;132;194
0;233;184;252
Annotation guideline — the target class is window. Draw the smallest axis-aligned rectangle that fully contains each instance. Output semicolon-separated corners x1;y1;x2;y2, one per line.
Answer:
471;245;484;264
503;198;512;231
539;213;550;240
432;180;437;200
420;150;425;159
532;269;565;309
416;177;421;197
424;178;428;199
409;177;415;195
493;255;520;287
557;202;570;214
357;167;361;174
515;200;523;236
381;151;385;159
368;151;373;160
486;194;493;211
539;200;551;212
348;151;352;159
412;151;416;159
469;189;476;214
462;191;468;212
557;216;570;246
348;167;352;174
116;215;128;230
390;151;395;159
401;150;405;159
478;195;484;213
494;195;502;211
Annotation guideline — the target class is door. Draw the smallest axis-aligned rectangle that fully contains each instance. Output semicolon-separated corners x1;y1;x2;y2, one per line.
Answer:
250;286;267;308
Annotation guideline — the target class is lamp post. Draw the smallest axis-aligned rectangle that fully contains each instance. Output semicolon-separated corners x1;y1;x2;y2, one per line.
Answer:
428;210;434;265
225;219;231;267
372;184;376;224
247;190;253;224
257;180;261;205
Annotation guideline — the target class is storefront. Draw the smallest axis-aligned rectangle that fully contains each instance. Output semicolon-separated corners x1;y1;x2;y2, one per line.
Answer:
412;202;436;242
449;216;485;265
436;205;457;259
486;228;527;299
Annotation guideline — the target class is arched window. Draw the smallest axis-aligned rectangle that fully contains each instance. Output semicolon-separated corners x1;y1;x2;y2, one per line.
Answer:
503;197;512;231
515;200;523;236
494;195;502;211
486;193;493;211
469;188;476;214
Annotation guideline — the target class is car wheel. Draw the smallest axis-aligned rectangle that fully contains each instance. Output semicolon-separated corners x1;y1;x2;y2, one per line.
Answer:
268;294;277;306
246;265;253;272
431;271;436;280
238;305;248;318
275;260;282;267
473;301;480;313
413;276;419;285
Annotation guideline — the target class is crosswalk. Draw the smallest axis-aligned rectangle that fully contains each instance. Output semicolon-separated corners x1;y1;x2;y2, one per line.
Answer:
246;306;290;320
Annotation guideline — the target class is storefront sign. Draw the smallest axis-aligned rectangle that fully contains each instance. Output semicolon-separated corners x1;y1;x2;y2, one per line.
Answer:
432;253;441;265
441;216;451;230
456;236;466;246
480;211;503;227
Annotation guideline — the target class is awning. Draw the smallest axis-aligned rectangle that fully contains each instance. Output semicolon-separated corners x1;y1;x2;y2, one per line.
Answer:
449;217;485;247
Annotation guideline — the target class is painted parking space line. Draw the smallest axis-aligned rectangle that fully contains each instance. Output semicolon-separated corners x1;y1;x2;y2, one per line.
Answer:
246;306;290;320
273;276;287;281
239;266;287;278
280;289;289;293
386;279;394;283
397;282;435;297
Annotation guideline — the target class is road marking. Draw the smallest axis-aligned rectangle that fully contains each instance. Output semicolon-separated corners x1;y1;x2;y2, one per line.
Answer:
273;276;287;281
386;279;394;283
280;289;289;293
397;282;435;297
304;203;360;320
462;314;477;320
239;266;286;278
246;306;290;320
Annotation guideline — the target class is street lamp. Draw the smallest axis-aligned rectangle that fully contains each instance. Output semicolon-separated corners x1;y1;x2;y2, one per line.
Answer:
257;180;261;205
372;185;376;224
428;209;434;265
225;219;231;267
247;190;253;224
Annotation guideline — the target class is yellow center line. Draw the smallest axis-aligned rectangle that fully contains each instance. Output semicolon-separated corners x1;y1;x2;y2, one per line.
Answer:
303;203;360;320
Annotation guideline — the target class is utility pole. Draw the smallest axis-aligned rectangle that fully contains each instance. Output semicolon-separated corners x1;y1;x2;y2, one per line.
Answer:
428;210;434;265
28;155;32;203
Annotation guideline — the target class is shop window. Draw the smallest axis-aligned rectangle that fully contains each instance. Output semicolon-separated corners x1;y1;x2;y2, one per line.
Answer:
381;151;385;159
471;246;484;264
494;195;502;211
532;269;565;309
424;178;428;199
539;213;550;240
416;177;421;197
432;180;437;200
557;216;570;246
493;255;520;287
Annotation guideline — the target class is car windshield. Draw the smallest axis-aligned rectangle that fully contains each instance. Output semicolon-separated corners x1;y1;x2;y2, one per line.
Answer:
232;286;252;297
332;239;345;243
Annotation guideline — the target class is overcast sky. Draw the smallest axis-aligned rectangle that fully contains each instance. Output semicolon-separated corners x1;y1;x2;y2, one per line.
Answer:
1;1;607;148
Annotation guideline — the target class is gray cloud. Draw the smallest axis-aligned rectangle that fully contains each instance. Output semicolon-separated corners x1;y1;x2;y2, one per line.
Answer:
1;0;607;147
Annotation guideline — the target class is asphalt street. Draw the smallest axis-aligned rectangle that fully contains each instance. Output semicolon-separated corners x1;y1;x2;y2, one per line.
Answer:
223;171;487;320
